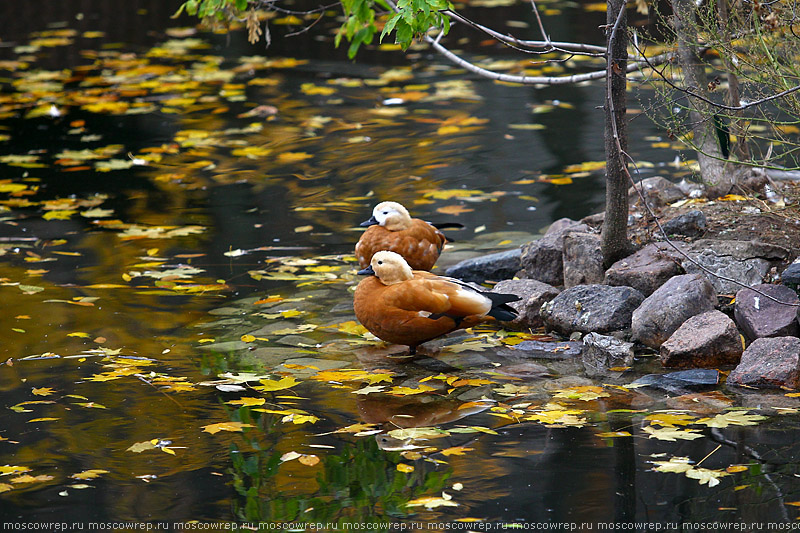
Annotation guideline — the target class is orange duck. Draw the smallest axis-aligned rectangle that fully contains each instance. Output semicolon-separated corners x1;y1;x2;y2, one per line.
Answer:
353;251;519;354
355;201;457;271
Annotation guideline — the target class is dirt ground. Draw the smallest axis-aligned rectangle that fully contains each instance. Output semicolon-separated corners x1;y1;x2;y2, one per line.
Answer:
630;179;800;266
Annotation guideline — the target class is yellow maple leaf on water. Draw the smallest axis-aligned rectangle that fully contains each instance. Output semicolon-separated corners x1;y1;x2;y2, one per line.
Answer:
397;463;415;473
644;412;696;427
252;376;300;392
70;469;110;480
696;411;767;428
31;387;55;396
552;385;609;401
201;422;255;434
643;426;704;441
227;397;266;407
406;493;459;509
440;446;474;456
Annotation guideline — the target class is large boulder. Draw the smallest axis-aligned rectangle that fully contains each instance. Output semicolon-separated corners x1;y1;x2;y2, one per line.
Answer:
781;259;800;289
563;232;604;288
520;218;590;286
492;279;560;330
734;284;800;340
632;274;717;349
444;248;522;283
659;310;743;368
604;242;686;296
682;239;790;294
727;337;800;389
540;284;644;336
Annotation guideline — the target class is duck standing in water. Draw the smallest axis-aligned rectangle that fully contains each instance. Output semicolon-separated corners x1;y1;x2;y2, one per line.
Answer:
355;201;459;271
354;251;519;355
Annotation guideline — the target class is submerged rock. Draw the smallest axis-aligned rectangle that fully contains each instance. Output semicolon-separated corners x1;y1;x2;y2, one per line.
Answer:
520;218;590;286
496;339;583;360
734;283;800;340
540;284;644;335
631;274;717;349
604;242;686;296
562;232;604;288
492;279;560;330
659;310;743;368
727;336;800;389
444;248;522;283
581;332;634;377
632;369;720;393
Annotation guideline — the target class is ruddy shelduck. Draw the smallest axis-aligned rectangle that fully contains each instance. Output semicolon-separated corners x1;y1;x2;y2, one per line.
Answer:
355;201;457;271
353;251;519;354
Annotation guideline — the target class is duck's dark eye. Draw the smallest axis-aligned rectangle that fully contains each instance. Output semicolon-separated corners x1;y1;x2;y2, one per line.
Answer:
377;261;383;265
382;211;388;215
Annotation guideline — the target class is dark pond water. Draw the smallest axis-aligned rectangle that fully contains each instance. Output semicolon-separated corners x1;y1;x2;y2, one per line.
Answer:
1;0;799;530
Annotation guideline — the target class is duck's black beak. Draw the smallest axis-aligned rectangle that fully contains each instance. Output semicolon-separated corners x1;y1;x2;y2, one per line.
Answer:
358;265;375;276
359;215;378;227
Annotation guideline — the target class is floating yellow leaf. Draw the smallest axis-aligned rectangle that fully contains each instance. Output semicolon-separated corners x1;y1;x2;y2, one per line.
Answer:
298;454;320;466
201;421;255;434
301;83;336;96
596;431;632;438
440;446;474;456
278;152;313;164
726;465;750;473
27;417;59;423
406;494;459;509
31;387;55;396
696;411;767;428
70;469;109;480
252;376;300;392
645;412;696;427
240;334;256;342
227;397;266;407
643;426;704;441
397;463;415;473
0;465;31;475
388;384;437;396
552;385;609;401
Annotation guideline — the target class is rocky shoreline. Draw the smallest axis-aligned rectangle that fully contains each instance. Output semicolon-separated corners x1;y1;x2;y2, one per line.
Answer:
445;176;800;389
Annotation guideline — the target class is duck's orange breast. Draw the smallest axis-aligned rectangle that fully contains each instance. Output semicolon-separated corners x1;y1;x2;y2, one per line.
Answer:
355;220;446;271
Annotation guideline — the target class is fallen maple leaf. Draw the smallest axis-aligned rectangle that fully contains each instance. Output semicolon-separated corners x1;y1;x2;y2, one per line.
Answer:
201;421;255;434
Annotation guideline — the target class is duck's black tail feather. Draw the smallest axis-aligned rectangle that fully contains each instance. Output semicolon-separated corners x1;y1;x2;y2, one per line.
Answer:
485;292;520;321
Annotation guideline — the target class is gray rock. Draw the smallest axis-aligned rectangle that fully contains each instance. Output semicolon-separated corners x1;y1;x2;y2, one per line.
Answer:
496;340;583;360
682;239;791;294
444;248;522;283
581;332;634;376
492;279;560;330
604;242;686;296
520;218;590;286
628;176;684;208
734;284;800;340
562;232;604;288
728;336;800;389
662;209;707;238
632;369;719;393
781;260;800;288
632;274;718;349
660;310;743;368
541;284;645;335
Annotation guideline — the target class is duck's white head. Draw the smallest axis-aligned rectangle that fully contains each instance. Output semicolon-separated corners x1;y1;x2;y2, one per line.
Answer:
369;250;414;285
370;201;412;231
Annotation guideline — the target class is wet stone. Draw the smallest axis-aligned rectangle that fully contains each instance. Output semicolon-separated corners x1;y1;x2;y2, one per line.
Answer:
541;284;645;336
727;336;800;389
581;332;634;377
492;279;560;330
275;335;319;347
734;284;800;340
660;310;743;368
197;340;251;352
207;306;247;316
632;273;717;349
244;346;311;367
491;362;550;379
604;242;686;296
496;339;583;360
632;369;720;393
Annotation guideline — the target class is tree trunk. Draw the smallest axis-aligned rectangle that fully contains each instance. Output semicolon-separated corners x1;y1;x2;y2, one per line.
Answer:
601;0;631;268
671;0;731;195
